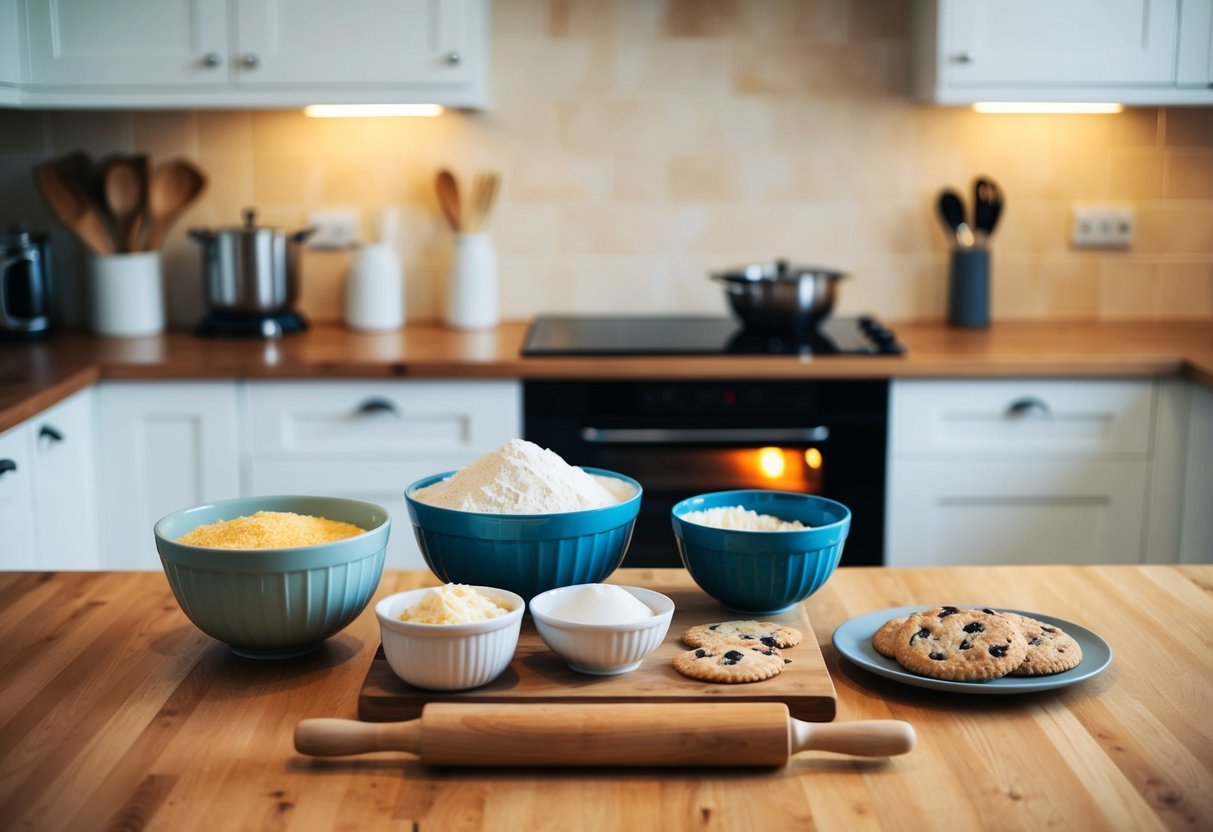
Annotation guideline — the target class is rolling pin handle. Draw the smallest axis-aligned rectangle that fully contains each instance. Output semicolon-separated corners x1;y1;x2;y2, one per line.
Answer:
295;717;422;757
789;719;916;758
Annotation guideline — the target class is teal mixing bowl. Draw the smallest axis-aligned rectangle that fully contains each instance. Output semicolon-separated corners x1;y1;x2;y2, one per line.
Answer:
671;490;850;615
154;495;390;659
405;468;642;600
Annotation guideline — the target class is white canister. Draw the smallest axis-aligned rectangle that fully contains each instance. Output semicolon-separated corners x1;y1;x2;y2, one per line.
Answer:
344;243;404;331
88;251;165;337
445;233;499;330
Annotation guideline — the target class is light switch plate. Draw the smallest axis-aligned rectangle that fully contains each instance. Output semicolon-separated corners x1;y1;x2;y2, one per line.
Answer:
1071;206;1134;249
307;209;360;249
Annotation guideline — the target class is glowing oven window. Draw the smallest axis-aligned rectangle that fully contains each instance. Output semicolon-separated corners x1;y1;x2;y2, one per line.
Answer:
721;446;824;491
588;446;825;492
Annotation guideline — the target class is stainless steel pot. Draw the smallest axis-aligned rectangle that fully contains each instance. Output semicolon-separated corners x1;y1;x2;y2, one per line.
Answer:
189;209;314;314
711;260;845;329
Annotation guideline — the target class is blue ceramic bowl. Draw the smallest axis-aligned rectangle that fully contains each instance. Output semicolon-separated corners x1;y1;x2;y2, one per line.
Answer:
154;495;390;659
670;490;850;615
405;468;642;600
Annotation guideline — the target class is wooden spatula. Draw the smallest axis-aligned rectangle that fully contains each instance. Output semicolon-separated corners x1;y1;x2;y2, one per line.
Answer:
296;702;915;767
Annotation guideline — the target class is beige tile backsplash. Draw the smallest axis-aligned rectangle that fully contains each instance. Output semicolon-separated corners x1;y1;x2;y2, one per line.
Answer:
1;0;1211;328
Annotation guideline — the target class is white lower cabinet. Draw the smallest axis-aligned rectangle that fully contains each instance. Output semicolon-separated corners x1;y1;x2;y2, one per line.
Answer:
29;389;99;569
0;421;37;570
887;379;1156;566
95;382;240;570
0;389;98;570
244;379;522;569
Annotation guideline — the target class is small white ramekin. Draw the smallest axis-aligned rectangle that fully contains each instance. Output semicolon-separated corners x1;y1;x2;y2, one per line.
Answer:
375;585;525;691
528;584;675;675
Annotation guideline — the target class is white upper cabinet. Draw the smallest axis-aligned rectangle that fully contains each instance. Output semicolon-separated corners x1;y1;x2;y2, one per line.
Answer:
24;0;229;88
913;0;1213;105
13;0;487;108
233;0;476;90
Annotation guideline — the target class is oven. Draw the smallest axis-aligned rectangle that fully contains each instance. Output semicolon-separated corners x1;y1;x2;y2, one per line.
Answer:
523;379;888;568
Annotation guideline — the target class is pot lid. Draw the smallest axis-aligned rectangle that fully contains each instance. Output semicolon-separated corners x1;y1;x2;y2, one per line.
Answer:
712;259;845;282
190;209;315;242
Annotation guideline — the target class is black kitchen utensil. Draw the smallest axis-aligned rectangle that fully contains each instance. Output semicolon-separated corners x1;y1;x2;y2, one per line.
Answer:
937;189;974;247
973;177;1004;241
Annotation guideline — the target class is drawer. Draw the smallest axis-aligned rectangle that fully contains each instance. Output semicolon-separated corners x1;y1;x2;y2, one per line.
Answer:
886;459;1149;566
890;379;1154;458
245;380;521;458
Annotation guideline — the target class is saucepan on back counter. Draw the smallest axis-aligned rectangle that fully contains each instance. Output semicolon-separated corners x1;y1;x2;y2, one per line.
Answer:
710;260;845;330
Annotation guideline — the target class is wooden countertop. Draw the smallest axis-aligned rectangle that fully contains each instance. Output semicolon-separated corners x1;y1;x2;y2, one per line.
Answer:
3;566;1211;831
2;320;1211;433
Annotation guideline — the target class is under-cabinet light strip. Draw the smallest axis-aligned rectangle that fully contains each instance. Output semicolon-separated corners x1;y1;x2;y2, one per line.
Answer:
304;104;445;118
973;102;1124;114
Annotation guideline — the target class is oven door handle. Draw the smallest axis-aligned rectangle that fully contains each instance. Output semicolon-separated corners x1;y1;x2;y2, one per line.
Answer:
578;427;830;444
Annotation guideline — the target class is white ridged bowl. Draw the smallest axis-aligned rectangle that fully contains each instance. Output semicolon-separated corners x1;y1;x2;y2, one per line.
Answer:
528;584;675;675
375;586;524;691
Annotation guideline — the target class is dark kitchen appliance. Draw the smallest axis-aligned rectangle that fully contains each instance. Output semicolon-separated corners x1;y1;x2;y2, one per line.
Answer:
522;315;903;356
189;209;313;337
524;378;889;568
0;225;54;340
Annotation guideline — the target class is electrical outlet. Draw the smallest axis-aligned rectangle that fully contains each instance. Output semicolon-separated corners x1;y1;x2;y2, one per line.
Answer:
1071;207;1134;249
307;209;360;249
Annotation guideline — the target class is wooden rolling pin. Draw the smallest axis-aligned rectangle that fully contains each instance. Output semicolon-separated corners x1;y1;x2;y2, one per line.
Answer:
295;703;915;767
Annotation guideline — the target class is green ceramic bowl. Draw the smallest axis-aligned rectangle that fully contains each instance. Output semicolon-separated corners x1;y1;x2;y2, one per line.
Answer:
154;495;390;659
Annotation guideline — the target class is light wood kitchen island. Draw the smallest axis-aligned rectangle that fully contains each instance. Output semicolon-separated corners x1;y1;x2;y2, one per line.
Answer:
2;565;1210;831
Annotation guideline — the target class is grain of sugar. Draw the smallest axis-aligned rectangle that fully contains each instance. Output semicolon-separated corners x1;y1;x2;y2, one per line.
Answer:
411;438;628;514
680;506;808;531
177;510;364;549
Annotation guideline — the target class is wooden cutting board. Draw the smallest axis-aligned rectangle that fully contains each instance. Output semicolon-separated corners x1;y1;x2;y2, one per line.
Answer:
358;573;837;723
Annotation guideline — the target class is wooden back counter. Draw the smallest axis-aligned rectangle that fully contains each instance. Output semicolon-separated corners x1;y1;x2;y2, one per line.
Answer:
2;565;1211;831
3;320;1212;432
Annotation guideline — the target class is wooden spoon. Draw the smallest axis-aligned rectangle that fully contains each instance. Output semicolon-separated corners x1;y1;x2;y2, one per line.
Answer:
143;159;207;250
32;154;115;255
435;169;461;232
103;155;149;252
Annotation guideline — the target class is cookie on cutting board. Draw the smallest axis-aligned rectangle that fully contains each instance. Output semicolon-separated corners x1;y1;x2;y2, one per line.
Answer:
672;643;786;684
682;620;802;650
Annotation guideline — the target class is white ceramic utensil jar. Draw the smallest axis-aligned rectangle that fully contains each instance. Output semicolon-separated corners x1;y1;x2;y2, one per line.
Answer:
88;251;165;337
345;243;404;331
445;232;498;330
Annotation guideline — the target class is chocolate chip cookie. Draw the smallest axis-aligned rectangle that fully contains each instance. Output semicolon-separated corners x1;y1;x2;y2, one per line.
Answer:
894;606;1028;682
672;643;786;684
1001;612;1083;676
682;620;802;651
871;616;908;659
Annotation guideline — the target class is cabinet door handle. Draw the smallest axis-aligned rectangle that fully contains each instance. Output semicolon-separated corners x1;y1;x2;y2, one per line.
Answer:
1006;397;1051;419
0;459;16;477
39;425;64;443
241;53;260;69
950;51;974;64
444;51;462;65
201;52;222;68
355;398;400;417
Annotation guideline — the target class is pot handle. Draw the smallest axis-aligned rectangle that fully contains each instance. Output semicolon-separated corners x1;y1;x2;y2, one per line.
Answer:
291;227;316;244
187;229;214;243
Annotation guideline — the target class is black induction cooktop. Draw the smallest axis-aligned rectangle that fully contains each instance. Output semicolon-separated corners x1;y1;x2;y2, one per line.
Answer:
522;315;904;357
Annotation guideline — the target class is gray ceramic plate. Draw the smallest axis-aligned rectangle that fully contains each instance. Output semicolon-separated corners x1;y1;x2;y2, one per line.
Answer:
832;604;1112;694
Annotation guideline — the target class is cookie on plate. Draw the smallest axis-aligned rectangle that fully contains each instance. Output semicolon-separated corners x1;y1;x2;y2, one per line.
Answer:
682;620;802;651
894;606;1028;682
871;616;908;659
1001;612;1083;676
672;643;785;684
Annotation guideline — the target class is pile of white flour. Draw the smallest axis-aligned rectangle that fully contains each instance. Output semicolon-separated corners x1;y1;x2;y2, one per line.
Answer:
680;506;808;531
412;439;631;514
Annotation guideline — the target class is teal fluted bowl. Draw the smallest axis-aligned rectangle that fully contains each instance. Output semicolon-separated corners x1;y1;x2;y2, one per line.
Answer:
154;496;390;659
671;490;850;615
405;468;642;600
